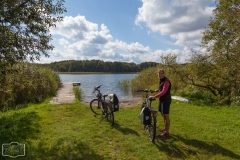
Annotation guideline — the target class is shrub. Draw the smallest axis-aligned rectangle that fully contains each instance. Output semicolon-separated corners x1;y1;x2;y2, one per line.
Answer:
131;67;158;90
0;62;61;111
73;86;83;102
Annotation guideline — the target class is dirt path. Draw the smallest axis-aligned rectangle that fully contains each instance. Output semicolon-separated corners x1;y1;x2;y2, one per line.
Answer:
49;82;142;107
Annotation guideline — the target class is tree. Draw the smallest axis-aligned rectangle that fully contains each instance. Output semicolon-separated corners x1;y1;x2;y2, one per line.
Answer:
0;0;66;66
200;0;240;104
0;0;66;100
172;0;240;104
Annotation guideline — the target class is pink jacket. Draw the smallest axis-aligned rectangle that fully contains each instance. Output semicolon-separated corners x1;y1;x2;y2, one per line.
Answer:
154;80;170;98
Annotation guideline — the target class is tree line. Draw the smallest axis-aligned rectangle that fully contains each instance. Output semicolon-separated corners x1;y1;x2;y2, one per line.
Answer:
37;60;159;72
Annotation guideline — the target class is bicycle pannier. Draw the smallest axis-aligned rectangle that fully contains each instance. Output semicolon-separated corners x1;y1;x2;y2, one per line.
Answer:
109;93;119;112
142;107;151;125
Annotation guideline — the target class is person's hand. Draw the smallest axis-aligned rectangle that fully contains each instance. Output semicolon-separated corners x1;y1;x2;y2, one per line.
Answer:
149;96;155;99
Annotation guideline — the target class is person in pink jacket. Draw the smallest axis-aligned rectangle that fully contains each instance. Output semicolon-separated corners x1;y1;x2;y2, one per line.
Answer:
149;69;171;137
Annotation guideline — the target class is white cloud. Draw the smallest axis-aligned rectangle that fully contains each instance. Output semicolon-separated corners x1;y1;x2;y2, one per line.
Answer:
46;15;156;63
58;38;69;48
135;0;215;47
50;15;98;40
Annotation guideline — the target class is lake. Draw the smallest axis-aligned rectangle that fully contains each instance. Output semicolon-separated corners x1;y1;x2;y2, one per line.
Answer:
59;73;141;102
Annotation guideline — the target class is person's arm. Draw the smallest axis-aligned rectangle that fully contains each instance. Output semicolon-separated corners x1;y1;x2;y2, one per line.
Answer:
154;81;170;98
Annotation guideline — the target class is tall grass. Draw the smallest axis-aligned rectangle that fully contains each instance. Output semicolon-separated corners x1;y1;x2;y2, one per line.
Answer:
117;78;132;94
73;86;83;102
0;62;61;111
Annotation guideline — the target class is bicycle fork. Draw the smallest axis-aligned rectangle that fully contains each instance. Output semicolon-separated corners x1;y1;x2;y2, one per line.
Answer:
151;109;158;119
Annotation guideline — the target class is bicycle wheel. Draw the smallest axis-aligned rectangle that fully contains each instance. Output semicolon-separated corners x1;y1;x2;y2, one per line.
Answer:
146;114;156;142
106;108;114;126
90;99;102;115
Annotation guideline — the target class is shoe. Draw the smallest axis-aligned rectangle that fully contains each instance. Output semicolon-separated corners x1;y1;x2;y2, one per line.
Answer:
159;132;169;138
159;129;166;133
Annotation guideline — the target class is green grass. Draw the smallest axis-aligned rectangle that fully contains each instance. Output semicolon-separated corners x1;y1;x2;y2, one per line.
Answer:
0;99;240;160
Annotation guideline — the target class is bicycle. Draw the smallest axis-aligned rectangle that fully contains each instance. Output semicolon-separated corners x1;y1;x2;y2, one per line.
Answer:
90;85;115;126
138;89;158;142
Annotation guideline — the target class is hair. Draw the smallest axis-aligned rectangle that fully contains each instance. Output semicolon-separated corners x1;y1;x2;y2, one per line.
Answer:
158;69;165;74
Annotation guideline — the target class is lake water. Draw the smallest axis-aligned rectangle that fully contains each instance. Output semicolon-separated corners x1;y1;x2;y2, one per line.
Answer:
59;73;141;102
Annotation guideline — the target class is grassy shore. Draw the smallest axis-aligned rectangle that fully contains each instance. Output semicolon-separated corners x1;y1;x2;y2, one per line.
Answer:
0;100;239;160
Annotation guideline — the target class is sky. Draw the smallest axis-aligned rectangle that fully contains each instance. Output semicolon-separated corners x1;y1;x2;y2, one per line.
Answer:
37;0;216;64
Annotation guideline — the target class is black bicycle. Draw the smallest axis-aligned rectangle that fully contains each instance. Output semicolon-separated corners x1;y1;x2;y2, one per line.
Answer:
138;89;157;142
90;85;115;126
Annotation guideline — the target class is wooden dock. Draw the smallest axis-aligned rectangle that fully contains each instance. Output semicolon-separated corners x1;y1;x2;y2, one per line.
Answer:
72;82;81;86
49;82;79;104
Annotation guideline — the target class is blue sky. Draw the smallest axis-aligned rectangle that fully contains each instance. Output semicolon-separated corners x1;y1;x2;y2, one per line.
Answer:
38;0;216;64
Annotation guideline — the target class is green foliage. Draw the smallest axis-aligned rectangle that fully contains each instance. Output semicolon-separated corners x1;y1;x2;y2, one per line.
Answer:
131;66;159;90
0;0;66;110
73;86;83;102
175;85;218;106
117;78;132;89
200;0;240;104
153;49;239;105
139;61;158;70
38;59;159;72
0;62;61;111
0;0;66;66
131;60;187;96
231;96;240;106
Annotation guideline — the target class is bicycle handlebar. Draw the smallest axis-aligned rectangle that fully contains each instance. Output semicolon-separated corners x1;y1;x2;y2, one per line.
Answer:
148;97;156;101
92;85;102;93
95;85;102;90
136;89;157;93
136;89;158;100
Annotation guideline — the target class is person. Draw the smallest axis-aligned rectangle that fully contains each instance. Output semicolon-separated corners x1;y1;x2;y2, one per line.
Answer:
149;69;171;138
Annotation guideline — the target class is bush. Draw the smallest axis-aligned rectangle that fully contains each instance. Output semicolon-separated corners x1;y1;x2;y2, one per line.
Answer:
73;86;83;102
127;66;223;106
131;67;159;90
0;62;61;111
172;85;219;105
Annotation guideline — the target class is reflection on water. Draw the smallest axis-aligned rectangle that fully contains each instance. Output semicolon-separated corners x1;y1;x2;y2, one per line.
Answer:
59;73;142;102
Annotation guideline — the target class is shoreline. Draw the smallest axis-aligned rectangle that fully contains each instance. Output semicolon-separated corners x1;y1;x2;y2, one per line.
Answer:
58;72;139;74
50;82;143;107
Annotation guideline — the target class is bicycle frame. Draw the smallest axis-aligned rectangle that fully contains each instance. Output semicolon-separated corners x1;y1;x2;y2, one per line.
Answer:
92;85;108;110
140;89;157;118
90;85;114;126
138;89;157;142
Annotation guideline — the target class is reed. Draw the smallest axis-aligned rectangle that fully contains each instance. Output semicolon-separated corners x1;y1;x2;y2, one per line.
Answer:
0;62;61;111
